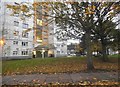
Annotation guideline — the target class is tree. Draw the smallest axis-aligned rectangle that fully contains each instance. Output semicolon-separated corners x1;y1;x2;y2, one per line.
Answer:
7;2;33;20
50;2;96;70
50;2;120;63
108;29;120;54
91;2;120;61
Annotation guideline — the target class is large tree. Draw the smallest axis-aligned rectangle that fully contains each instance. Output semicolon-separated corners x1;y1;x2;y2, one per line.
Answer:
50;2;119;62
50;2;96;70
49;1;119;66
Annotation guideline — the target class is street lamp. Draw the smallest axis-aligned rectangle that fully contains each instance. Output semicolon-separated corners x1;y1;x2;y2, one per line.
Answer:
0;39;4;46
0;39;4;58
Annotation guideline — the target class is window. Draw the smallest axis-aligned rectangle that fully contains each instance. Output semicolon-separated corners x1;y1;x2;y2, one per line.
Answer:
3;29;8;35
13;51;18;55
57;44;60;47
14;21;19;26
51;28;54;30
49;33;53;35
16;48;19;50
43;31;47;35
61;44;64;47
57;51;60;54
44;25;48;29
44;12;47;15
43;38;47;41
22;23;28;29
21;51;28;55
22;42;28;46
61;51;64;53
14;14;19;17
37;19;42;26
22;33;28;38
13;31;19;36
13;41;18;45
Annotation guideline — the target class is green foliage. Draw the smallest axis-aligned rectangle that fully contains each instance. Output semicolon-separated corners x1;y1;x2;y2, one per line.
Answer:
91;41;102;52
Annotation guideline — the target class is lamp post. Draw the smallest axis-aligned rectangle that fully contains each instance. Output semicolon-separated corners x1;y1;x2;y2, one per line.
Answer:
0;39;4;46
1;2;6;59
0;39;4;58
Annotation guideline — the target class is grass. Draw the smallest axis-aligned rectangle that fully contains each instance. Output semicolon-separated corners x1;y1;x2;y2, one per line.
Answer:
0;61;2;74
108;54;120;58
2;55;119;76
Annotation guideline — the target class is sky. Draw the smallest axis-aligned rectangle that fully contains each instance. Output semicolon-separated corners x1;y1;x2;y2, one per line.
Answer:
67;39;79;45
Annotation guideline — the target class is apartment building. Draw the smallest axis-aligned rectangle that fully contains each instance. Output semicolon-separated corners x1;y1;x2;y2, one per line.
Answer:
0;2;34;59
34;2;67;58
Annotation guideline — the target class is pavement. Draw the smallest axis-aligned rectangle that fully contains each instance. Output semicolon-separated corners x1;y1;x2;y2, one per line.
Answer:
2;72;118;85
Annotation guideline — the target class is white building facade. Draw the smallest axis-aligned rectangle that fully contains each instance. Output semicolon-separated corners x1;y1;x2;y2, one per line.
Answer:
0;2;34;60
48;22;68;58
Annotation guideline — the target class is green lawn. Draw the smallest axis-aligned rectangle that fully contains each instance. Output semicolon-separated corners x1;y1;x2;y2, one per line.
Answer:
2;56;119;76
108;54;120;58
0;61;2;74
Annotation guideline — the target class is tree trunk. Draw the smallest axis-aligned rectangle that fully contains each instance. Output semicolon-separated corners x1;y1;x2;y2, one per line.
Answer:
85;30;94;70
97;50;99;56
101;40;109;62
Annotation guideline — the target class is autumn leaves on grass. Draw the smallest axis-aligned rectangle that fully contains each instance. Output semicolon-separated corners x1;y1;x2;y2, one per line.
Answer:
2;57;118;76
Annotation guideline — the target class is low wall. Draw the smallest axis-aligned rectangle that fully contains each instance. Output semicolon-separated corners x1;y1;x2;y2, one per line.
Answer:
2;56;32;60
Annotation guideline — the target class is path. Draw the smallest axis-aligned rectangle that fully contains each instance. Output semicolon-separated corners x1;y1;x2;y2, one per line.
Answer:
2;72;118;85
